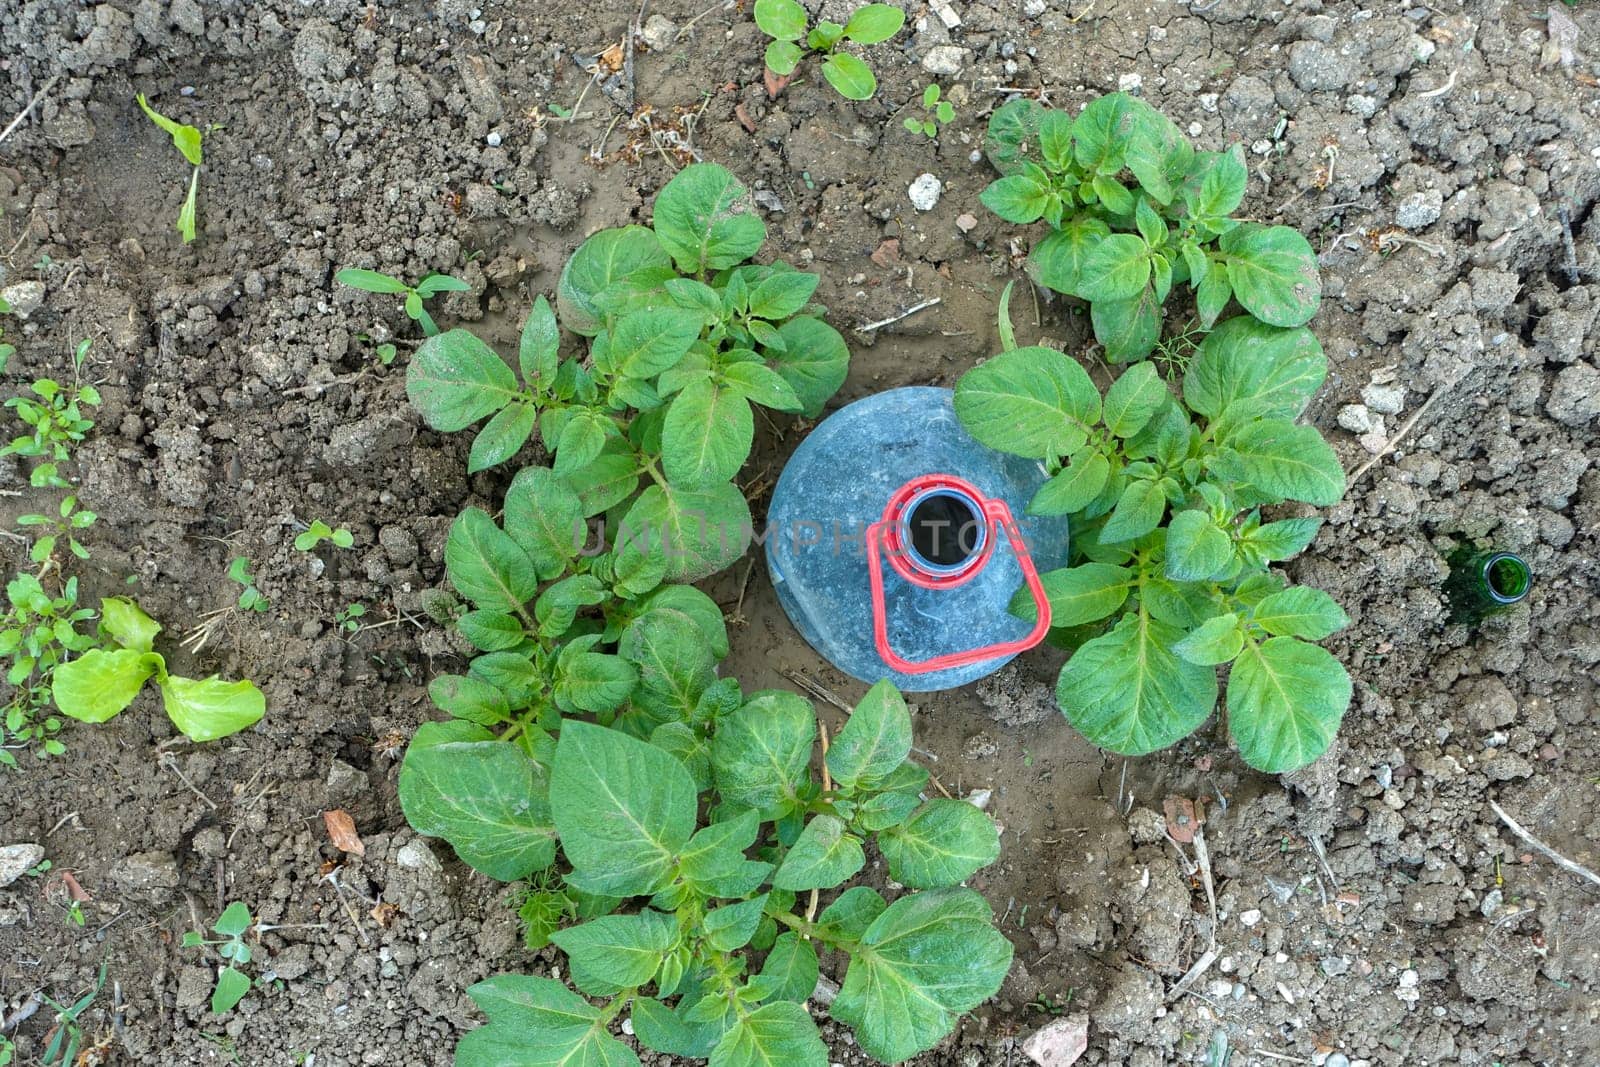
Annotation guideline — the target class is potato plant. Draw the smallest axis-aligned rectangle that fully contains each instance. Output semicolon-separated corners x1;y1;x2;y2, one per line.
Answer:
954;315;1351;772
980;93;1322;361
391;162;1011;1064
754;0;905;100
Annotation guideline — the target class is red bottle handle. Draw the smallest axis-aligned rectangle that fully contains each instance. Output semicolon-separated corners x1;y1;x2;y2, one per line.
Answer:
867;497;1053;674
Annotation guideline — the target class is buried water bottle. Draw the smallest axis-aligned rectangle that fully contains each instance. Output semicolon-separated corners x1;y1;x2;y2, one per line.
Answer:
765;386;1069;691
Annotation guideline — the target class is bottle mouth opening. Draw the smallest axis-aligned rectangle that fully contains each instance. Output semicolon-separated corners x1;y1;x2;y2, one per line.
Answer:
900;487;987;578
1482;553;1531;604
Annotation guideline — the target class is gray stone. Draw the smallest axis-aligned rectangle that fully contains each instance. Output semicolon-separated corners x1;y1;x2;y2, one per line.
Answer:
397;839;443;872
1362;382;1406;415
640;14;677;50
0;281;46;319
326;759;364;803
1396;189;1443;230
1546;363;1600;427
113;850;181;891
0;843;44;888
921;45;969;76
1287;40;1358;91
1337;404;1374;433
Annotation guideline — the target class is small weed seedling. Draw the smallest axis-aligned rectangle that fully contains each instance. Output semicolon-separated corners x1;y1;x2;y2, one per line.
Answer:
294;520;354;552
51;597;265;743
904;83;956;138
184;901;255;1014
376;342;398;365
136;94;208;243
16;495;96;564
336;268;470;337
2;340;100;488
0;295;14;372
228;557;269;612
0;574;96;763
755;0;905;100
335;603;365;633
35;963;107;1066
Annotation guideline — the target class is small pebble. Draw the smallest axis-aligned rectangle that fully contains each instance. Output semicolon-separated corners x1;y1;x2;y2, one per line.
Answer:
1361;382;1406;415
1239;909;1262;927
956;212;978;233
1118;72;1143;93
1337;403;1375;434
908;173;943;211
485;131;502;147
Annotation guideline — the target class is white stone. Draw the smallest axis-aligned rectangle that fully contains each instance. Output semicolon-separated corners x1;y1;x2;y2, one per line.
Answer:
640;14;678;50
1395;189;1443;231
908;173;943;211
1118;72;1143;93
1023;0;1047;15
1362;382;1405;415
1359;430;1389;455
1022;1014;1089;1066
1239;909;1262;927
0;843;45;888
0;281;45;320
396;839;442;871
1337;404;1374;434
921;45;969;76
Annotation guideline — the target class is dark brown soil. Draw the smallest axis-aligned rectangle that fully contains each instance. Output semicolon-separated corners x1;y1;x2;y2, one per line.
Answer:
1;1;1598;1065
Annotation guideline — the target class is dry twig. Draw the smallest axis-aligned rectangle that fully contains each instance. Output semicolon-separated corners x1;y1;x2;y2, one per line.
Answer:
0;75;60;147
1489;799;1600;892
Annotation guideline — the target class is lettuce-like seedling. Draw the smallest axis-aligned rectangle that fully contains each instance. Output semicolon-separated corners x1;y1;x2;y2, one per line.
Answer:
51;597;265;743
954;314;1351;772
904;83;956;138
182;901;254;1014
754;0;905;100
980;93;1321;361
136;94;206;243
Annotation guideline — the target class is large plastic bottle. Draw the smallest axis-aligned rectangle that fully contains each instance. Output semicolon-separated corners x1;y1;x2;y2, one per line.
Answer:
765;387;1069;692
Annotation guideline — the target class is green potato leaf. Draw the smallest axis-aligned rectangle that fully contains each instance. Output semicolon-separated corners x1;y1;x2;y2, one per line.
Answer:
953;346;1100;459
980;175;1049;225
1183;316;1327;421
662;381;754;488
1010;562;1131;627
825;678;911;790
1172;612;1244;666
1098;478;1167;543
879;799;1001;889
1076;233;1151;303
773;814;865;891
407;329;520;432
398;724;557;881
1211;419;1346;507
615;481;752;582
610;307;703;379
458;975;641;1067
984;97;1044;175
1029;452;1110;516
551;721;698;897
832;889;1013;1064
212;966;250;1015
1090;283;1162;364
1056;612;1219;755
1164;509;1232;581
709;1000;827;1067
620;608;717;724
758;933;820;1004
768;315;849;418
1227;637;1351;772
746;270;819;320
503;466;585;580
550;910;676;996
712;691;814;821
1027;216;1110;298
1100;362;1167;438
653;163;768;275
720;361;803;412
467;401;536;474
446;507;540;612
558;226;672;336
1250;586;1350;640
1222;224;1322;327
519;294;561;385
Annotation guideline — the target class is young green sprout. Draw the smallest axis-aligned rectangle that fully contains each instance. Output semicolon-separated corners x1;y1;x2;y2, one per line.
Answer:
904;83;956;138
228;557;269;613
136;94;206;243
335;268;470;337
183;901;255;1014
335;603;365;633
294;520;354;552
0;295;14;373
2;339;100;489
754;0;906;100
